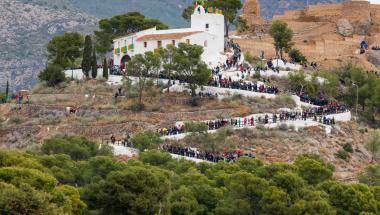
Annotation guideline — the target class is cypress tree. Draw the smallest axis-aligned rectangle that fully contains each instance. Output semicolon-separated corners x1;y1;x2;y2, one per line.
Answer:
5;80;9;102
91;47;97;79
103;58;109;80
81;35;92;78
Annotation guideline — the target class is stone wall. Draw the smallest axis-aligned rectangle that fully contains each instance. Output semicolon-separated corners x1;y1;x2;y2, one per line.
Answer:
272;1;371;25
370;5;380;26
273;3;342;22
273;10;304;21
305;4;342;20
342;1;370;21
236;35;363;60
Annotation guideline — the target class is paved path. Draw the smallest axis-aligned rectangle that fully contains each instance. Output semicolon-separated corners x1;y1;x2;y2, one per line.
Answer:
162;111;352;140
110;144;211;163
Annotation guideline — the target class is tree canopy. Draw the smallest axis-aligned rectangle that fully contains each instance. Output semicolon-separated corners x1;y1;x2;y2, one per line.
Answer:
269;20;294;59
95;12;168;55
1;136;380;214
173;43;211;96
38;64;66;87
125;51;161;109
81;35;92;78
47;32;84;68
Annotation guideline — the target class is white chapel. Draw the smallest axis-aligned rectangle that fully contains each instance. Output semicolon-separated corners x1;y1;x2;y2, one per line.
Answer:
113;5;225;70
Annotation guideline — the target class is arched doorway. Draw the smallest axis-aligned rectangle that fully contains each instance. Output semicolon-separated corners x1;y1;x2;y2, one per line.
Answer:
120;55;131;71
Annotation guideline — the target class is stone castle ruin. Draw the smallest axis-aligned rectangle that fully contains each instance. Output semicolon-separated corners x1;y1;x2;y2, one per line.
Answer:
242;0;267;33
238;0;380;70
272;0;376;36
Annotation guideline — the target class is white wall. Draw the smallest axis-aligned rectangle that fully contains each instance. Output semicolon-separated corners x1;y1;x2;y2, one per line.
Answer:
191;9;224;54
64;68;106;80
113;5;225;68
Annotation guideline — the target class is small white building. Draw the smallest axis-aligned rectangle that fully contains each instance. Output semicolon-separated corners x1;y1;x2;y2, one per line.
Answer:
113;5;225;70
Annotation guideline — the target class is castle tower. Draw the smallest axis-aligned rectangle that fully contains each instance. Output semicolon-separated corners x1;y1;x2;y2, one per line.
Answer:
191;5;225;53
243;0;264;26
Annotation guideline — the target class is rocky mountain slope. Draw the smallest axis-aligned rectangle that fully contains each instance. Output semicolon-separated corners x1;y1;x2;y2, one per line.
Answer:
0;0;97;92
67;0;193;27
67;0;342;22
0;0;342;91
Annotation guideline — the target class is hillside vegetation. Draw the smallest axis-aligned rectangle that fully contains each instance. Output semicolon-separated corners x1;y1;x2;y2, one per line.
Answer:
1;135;380;214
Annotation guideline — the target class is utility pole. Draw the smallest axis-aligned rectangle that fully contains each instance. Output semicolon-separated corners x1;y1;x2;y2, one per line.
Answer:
5;80;9;102
353;83;359;122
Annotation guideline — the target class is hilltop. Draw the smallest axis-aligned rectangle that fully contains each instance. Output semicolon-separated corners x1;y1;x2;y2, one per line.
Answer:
0;0;97;92
0;0;344;91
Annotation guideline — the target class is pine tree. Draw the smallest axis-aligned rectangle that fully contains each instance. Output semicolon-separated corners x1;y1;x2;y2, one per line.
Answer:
103;58;109;80
91;47;97;79
81;35;92;78
5;80;9;102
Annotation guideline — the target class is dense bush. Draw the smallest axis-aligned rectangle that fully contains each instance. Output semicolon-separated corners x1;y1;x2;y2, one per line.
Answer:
38;64;66;87
288;48;307;63
41;136;112;160
184;121;208;133
130;130;161;151
335;149;350;161
343;143;354;153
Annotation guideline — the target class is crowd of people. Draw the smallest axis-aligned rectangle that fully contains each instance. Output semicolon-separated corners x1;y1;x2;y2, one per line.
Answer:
208;78;279;94
157;125;185;136
109;133;132;147
162;144;254;163
299;93;329;106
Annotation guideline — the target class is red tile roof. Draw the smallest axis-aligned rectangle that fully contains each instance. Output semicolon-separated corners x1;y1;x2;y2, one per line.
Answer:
136;31;202;41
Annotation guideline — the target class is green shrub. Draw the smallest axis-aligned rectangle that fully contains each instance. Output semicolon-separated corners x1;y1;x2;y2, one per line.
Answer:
343;143;354;153
131;130;161;151
9;116;22;125
358;126;368;134
38;64;66;87
184;121;208;133
231;93;243;101
253;71;261;79
41;136;112;160
130;102;145;111
188;97;200;107
244;52;254;64
295;154;334;184
288;48;307;63
335;149;349;161
39;115;61;125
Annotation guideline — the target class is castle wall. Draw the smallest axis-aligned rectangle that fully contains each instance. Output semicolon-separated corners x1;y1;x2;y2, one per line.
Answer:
342;1;370;21
370;5;380;26
305;4;342;18
274;10;304;20
236;36;362;61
